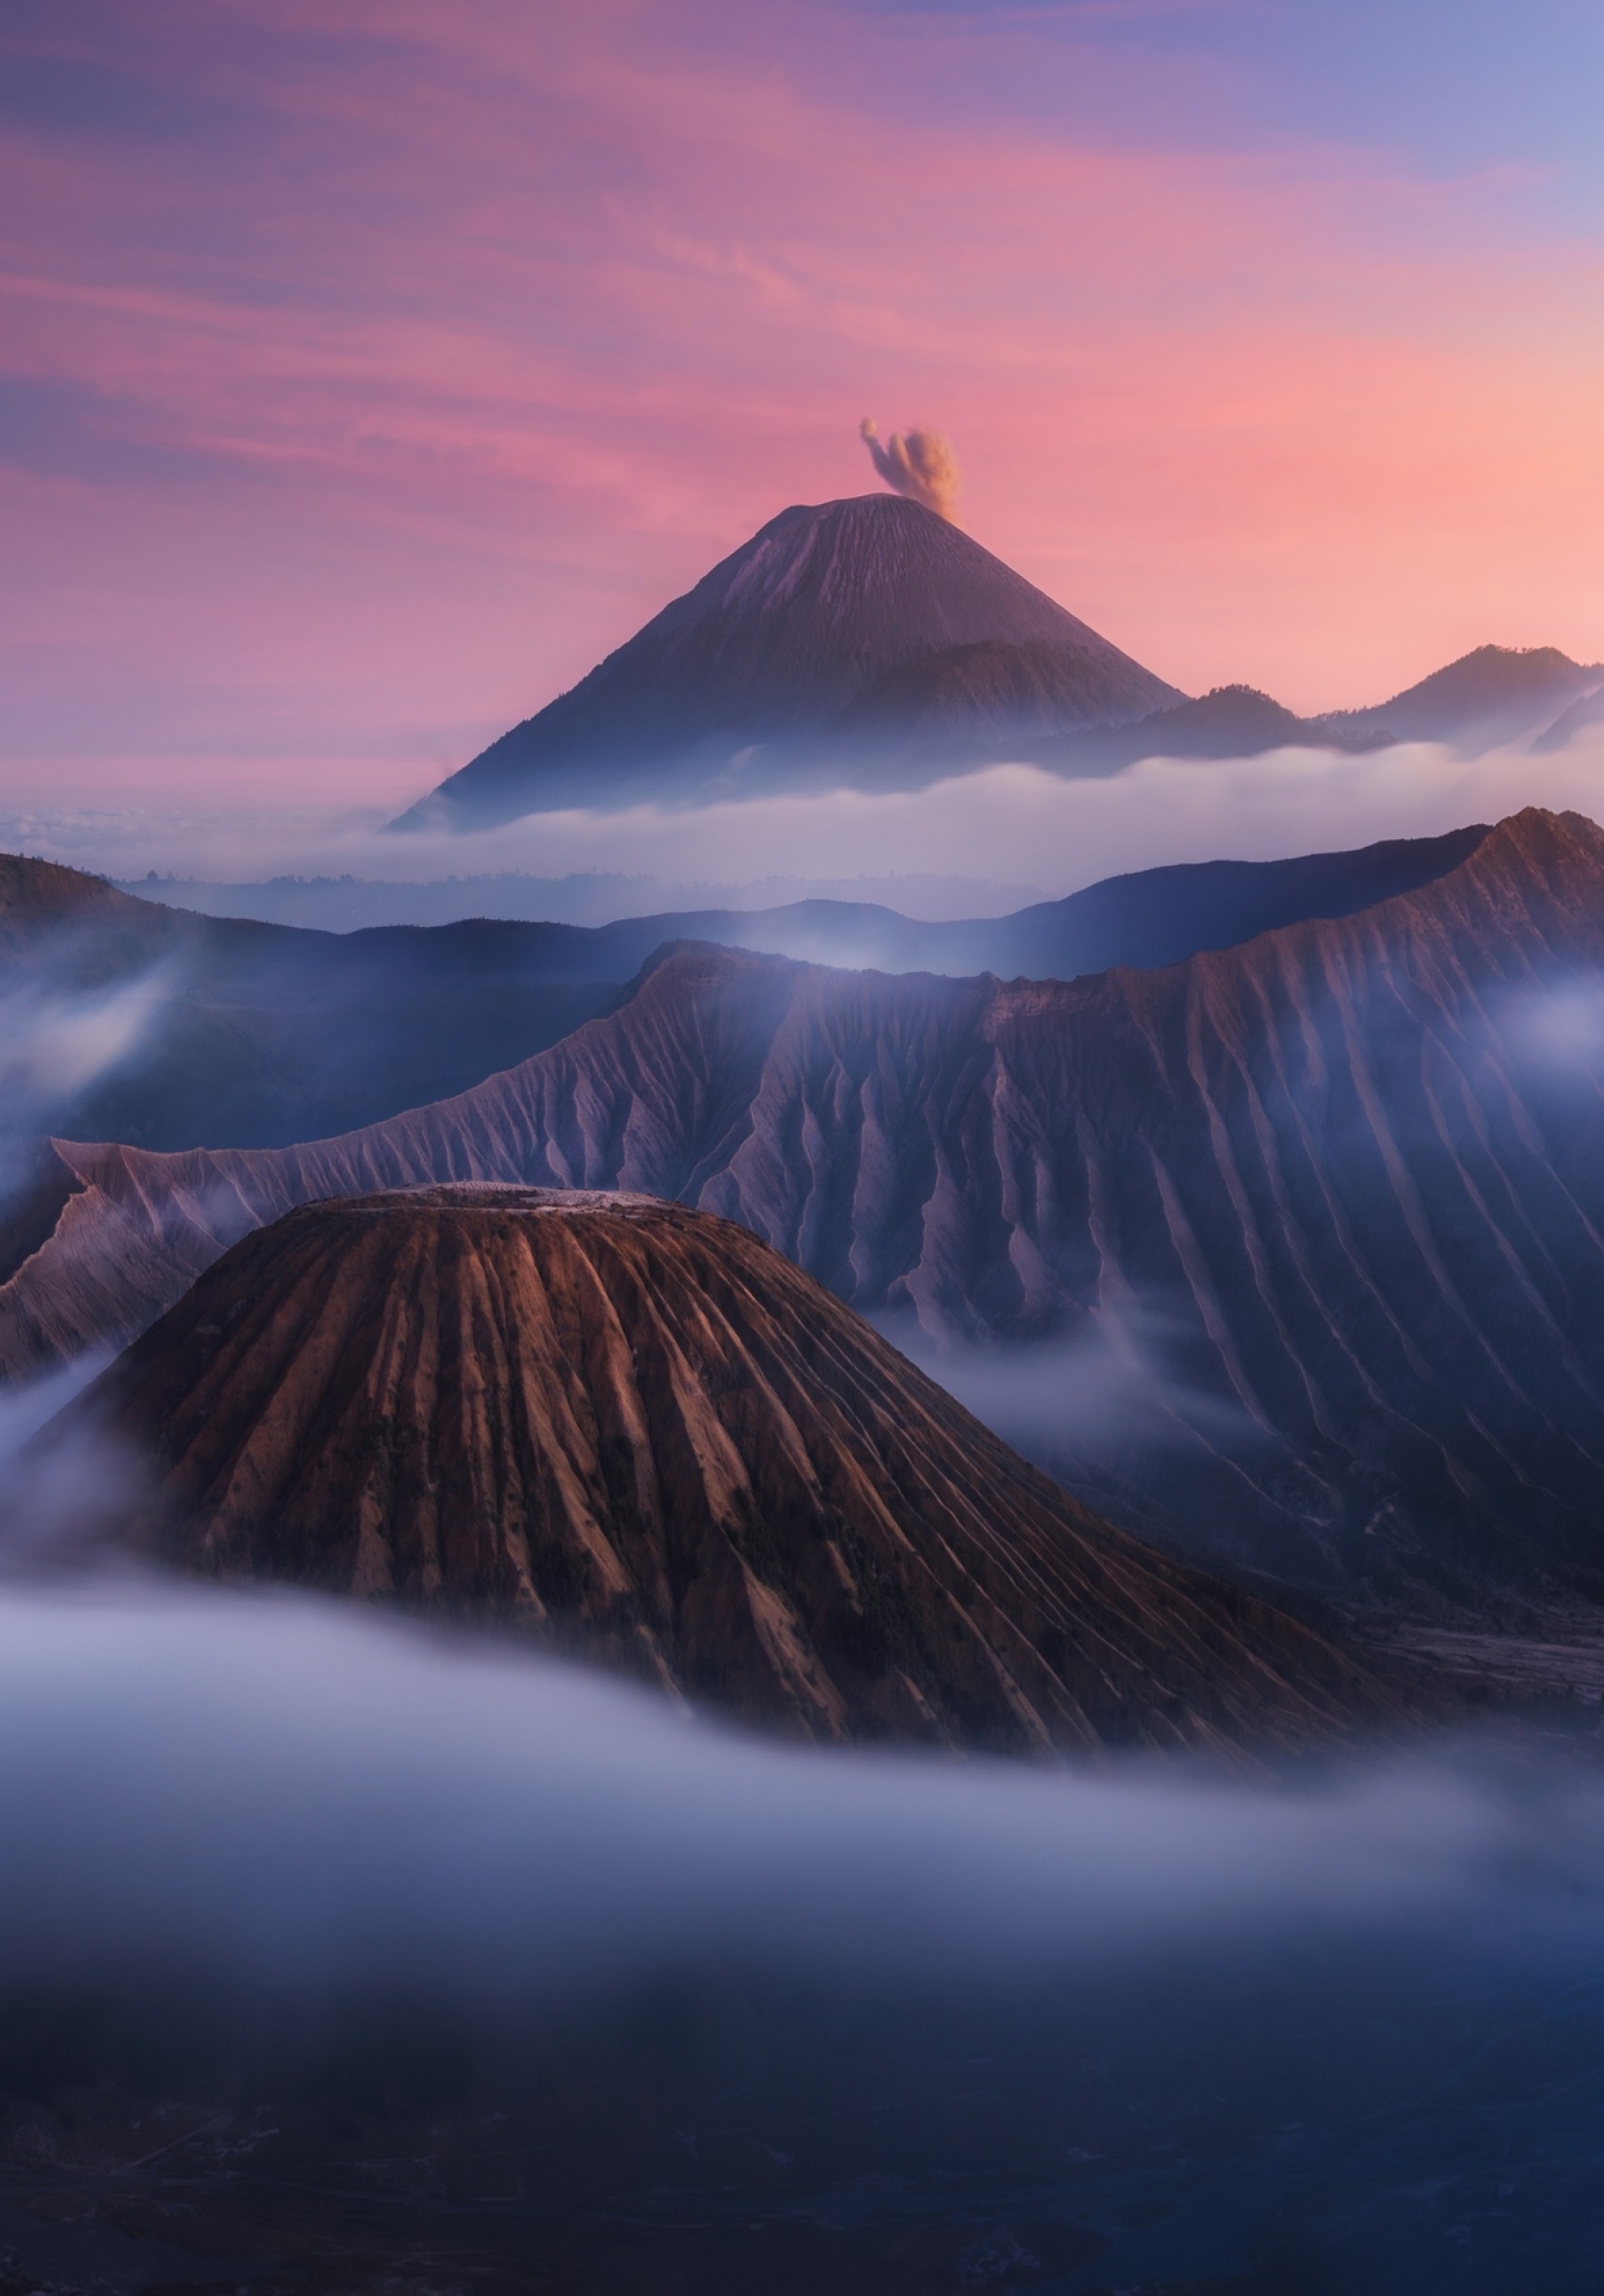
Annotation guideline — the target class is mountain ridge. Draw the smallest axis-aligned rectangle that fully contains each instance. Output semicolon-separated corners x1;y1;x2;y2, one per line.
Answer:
0;829;1488;1158
104;826;1490;980
1326;643;1603;751
398;492;1600;826
0;851;622;1150
10;808;1604;1616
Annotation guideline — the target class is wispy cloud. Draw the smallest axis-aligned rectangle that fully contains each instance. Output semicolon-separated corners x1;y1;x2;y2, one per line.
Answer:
0;963;171;1195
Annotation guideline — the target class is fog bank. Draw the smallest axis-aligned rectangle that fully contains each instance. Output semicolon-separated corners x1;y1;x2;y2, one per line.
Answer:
6;727;1603;911
0;1580;1599;1996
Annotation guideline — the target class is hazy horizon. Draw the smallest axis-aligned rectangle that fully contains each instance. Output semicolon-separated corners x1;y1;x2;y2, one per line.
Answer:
3;725;1598;919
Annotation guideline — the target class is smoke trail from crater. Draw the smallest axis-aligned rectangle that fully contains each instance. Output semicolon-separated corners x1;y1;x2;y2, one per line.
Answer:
860;417;960;520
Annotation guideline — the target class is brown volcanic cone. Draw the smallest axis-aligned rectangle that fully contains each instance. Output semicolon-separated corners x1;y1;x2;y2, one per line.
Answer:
69;1184;1391;1757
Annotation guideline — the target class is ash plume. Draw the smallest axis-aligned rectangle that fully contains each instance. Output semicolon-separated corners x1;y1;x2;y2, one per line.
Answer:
860;417;960;521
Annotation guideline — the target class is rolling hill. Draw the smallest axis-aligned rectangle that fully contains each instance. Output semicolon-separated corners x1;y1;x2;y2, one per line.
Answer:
0;831;1487;1165
0;853;622;1152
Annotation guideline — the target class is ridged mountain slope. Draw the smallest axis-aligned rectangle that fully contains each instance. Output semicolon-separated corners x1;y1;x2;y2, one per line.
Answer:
0;828;1483;1227
56;1185;1385;1756
400;495;1182;823
10;809;1604;1612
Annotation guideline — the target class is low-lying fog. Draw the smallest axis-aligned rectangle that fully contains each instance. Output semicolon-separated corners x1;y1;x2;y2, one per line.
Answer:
0;1369;1595;1997
0;1574;1598;1993
4;1400;1604;2287
7;739;1604;2280
0;965;177;1201
7;725;1604;915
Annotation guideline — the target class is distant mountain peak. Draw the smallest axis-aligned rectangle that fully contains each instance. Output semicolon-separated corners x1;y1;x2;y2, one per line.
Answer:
395;494;1183;827
391;494;1598;823
1324;643;1603;750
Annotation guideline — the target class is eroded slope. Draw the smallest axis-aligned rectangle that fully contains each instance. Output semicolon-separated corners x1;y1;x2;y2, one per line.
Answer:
60;1185;1384;1756
11;810;1604;1609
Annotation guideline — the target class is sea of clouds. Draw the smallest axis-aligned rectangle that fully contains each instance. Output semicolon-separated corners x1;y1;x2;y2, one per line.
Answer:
4;727;1604;922
0;1570;1599;1999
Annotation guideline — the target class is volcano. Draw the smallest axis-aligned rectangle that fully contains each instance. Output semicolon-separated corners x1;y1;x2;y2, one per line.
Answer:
396;494;1184;825
390;498;1595;831
63;1185;1385;1756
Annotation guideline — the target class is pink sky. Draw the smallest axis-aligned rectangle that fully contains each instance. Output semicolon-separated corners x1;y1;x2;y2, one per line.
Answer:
2;0;1602;812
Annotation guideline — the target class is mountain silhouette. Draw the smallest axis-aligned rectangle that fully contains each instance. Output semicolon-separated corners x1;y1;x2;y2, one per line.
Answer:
396;494;1184;825
0;830;1486;1169
0;852;620;1152
394;499;1599;828
1324;644;1603;753
1532;682;1604;754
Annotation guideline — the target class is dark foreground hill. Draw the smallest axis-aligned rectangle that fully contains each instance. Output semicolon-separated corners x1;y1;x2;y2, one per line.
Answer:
11;809;1604;1619
53;1185;1386;1755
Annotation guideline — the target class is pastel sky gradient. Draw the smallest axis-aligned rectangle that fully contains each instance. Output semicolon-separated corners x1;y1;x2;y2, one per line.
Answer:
2;0;1602;813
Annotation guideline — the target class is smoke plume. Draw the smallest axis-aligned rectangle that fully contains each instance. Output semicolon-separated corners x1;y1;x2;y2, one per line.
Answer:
860;417;960;520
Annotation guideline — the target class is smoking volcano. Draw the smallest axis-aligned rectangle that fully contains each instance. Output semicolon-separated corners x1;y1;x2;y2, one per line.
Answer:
397;494;1183;825
392;493;1601;833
